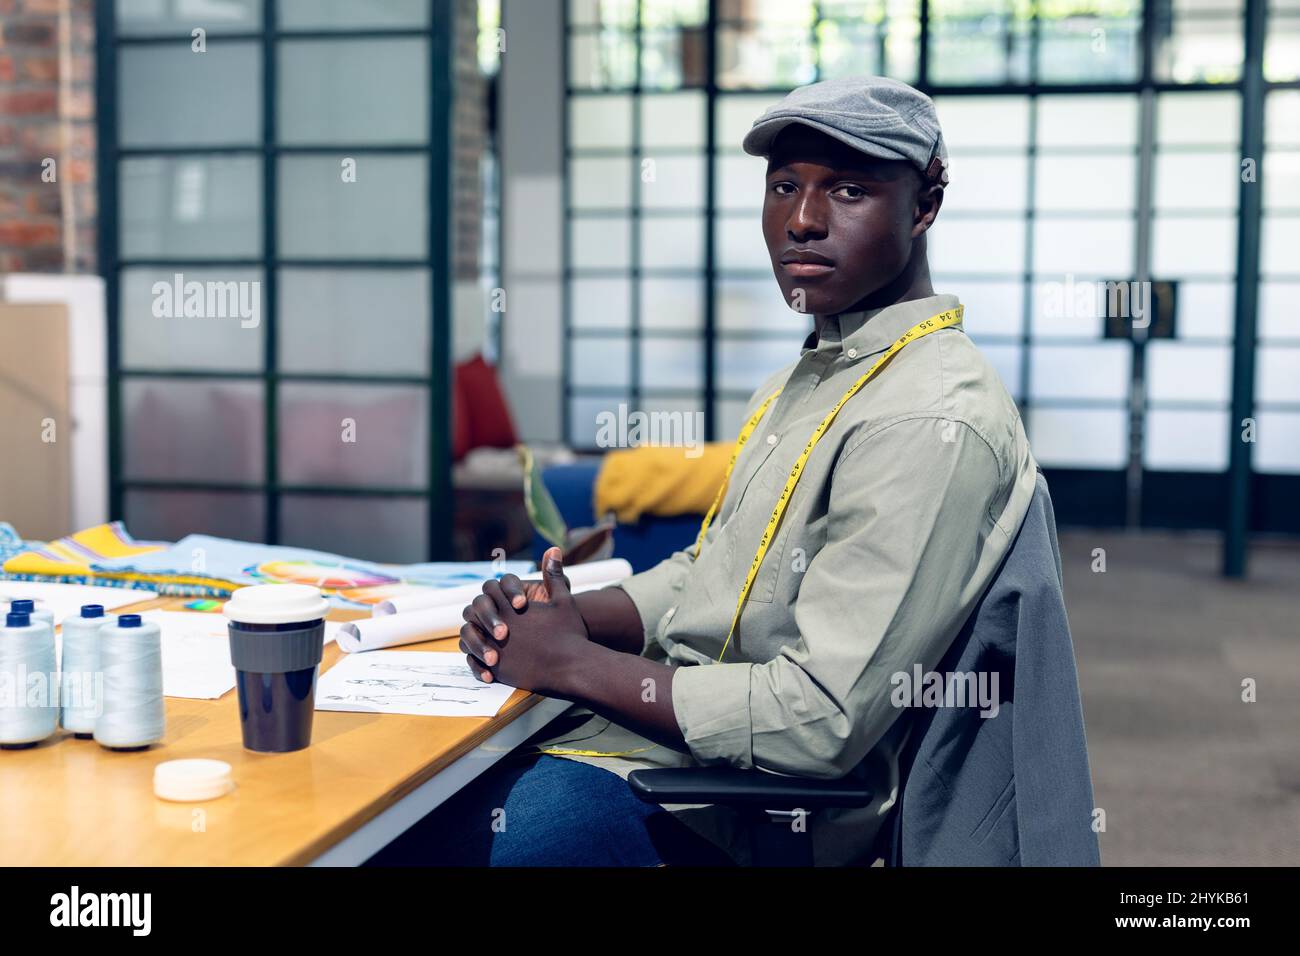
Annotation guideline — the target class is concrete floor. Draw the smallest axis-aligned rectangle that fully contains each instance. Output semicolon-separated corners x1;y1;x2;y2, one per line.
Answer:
1059;529;1300;866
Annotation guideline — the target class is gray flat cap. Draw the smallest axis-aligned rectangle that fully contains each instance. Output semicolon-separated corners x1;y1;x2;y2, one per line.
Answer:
742;76;949;185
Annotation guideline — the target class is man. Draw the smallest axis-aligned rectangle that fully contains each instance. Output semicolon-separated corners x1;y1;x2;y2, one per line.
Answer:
374;76;1038;867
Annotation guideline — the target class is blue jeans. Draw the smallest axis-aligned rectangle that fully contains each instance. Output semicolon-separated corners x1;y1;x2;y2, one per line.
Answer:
366;754;733;867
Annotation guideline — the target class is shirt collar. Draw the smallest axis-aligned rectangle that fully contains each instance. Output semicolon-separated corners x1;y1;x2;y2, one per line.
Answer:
802;293;963;364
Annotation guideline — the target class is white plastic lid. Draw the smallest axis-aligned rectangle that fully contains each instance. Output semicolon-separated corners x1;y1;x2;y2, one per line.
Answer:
153;759;235;802
222;583;329;626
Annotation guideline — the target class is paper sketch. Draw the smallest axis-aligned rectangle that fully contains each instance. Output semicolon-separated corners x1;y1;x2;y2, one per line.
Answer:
314;650;514;718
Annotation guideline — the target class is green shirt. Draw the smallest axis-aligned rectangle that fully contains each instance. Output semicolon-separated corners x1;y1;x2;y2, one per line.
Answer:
540;292;1039;866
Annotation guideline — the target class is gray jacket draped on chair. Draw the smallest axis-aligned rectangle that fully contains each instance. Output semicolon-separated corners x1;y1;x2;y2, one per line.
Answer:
881;472;1101;866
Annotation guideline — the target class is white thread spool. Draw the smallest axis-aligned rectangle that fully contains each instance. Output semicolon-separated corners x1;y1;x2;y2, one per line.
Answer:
95;613;165;751
5;599;54;629
60;604;106;738
0;610;59;749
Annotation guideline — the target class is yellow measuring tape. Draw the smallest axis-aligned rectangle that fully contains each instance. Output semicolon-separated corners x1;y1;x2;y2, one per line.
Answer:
540;305;963;758
702;306;964;662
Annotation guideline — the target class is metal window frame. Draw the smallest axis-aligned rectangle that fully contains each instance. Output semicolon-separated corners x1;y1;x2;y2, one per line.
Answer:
559;0;1294;565
96;0;455;560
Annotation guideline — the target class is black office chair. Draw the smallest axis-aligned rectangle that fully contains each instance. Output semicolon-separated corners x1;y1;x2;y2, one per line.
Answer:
627;472;1095;868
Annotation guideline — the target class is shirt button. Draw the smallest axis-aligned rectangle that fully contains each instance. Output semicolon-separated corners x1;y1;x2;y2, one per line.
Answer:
846;347;859;359
766;434;778;446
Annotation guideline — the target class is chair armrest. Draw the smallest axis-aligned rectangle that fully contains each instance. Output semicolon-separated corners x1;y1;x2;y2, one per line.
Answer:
627;767;873;812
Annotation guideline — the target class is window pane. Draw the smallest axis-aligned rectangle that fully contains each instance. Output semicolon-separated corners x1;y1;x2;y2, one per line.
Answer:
119;43;260;147
120;267;264;371
1265;13;1300;82
1265;90;1300;145
278;155;426;259
1034;218;1134;275
715;94;778;147
1039;14;1140;82
716;336;801;391
641;277;704;331
1262;215;1300;275
641;337;703;389
572;277;633;330
569;31;638;89
942;279;1022;337
1152;214;1237;276
570;156;634;209
715;153;768;213
278;39;428;145
120;156;261;259
1254;411;1300;473
1176;280;1234;339
117;0;261;35
1147;342;1232;403
1259;280;1300;339
641;91;706;148
641;215;703;268
1035;155;1136;211
717;277;804;333
1154;13;1244;83
278;268;430;376
1028;408;1128;468
124;489;265;543
123;379;264;483
948;153;1029;211
1030;344;1131;401
278;0;430;29
571;216;632;269
571;337;631;388
1037;95;1139;148
1154;150;1240;211
1030;277;1111;340
1257;346;1300;403
278;383;427;489
641;27;711;89
1264;149;1300;209
569;0;638;28
570;394;632;447
929;7;1031;85
716;25;816;89
929;218;1026;274
641;154;706;209
932;96;1031;149
714;213;770;271
977;343;1022;399
280;495;428;564
1143;410;1229;471
1157;92;1240;146
570;95;634;149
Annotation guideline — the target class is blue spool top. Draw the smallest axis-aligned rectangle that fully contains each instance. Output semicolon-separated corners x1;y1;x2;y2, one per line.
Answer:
80;604;105;618
6;611;30;627
10;599;34;613
118;613;142;628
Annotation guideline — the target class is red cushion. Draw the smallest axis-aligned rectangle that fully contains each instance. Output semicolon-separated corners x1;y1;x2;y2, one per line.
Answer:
455;354;518;451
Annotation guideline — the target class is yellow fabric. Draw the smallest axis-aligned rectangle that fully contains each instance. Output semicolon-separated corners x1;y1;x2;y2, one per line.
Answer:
3;522;162;577
594;443;734;524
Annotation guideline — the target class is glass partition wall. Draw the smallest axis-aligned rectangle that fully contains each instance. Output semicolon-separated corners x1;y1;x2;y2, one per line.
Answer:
563;0;1298;537
99;0;454;562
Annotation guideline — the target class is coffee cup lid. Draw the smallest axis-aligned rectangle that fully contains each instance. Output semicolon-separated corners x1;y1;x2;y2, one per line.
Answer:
223;583;328;626
154;759;235;802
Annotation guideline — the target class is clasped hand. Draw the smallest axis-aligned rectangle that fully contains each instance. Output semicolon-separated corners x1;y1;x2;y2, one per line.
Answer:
459;546;591;697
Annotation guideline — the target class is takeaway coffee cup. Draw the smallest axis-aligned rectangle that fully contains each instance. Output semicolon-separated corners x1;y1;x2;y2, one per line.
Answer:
223;584;329;753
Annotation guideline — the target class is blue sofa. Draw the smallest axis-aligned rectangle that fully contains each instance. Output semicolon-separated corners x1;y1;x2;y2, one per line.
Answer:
531;460;704;574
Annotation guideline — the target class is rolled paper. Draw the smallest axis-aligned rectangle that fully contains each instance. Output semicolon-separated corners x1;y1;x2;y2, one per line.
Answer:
372;558;633;617
342;575;633;654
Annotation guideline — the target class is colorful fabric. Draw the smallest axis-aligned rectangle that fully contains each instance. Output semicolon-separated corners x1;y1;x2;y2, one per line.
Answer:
2;522;534;604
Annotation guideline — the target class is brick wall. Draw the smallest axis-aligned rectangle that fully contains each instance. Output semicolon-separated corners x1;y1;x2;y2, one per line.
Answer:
0;0;96;274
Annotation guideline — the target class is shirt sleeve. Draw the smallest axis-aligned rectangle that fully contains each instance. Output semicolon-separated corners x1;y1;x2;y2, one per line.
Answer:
671;415;1010;779
613;511;719;653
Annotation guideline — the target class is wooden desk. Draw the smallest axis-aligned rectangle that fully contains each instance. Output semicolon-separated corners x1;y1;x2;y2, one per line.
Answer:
0;596;569;866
